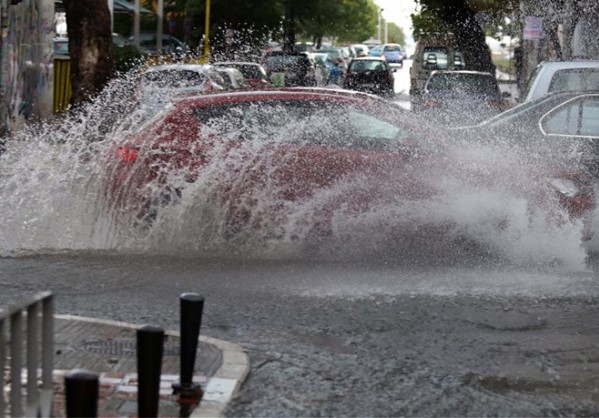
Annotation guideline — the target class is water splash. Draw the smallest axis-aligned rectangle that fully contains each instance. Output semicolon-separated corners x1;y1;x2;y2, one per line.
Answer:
0;75;591;271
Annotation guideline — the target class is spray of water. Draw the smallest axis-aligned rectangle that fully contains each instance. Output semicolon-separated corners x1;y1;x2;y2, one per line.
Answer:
0;72;592;270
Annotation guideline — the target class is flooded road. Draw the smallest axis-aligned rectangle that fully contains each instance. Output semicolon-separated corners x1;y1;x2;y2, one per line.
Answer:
1;62;599;416
1;254;599;416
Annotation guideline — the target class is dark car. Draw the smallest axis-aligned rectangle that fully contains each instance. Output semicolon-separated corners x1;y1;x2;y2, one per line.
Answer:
455;91;599;179
105;88;594;245
261;51;316;87
54;33;134;56
129;32;191;57
417;70;508;125
343;57;395;97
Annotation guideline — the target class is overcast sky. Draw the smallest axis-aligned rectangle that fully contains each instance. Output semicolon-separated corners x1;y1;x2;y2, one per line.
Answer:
373;0;419;48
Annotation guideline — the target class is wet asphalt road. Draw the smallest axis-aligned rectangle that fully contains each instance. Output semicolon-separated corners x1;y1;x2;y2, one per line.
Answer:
2;254;599;416
0;61;593;416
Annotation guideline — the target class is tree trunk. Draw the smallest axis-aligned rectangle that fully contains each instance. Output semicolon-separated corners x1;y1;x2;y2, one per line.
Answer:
63;0;114;107
283;0;296;53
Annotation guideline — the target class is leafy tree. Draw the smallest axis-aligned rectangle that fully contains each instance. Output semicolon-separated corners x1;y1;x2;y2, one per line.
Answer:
62;0;114;106
184;0;282;52
298;0;378;46
413;0;518;73
383;22;406;45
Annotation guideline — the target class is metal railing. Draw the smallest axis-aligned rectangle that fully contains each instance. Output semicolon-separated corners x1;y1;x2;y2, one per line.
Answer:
0;291;54;417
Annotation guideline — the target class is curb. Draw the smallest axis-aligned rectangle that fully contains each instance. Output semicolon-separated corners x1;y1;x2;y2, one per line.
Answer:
55;314;250;418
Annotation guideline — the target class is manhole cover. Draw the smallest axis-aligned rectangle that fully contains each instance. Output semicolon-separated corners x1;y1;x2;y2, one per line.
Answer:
82;338;180;357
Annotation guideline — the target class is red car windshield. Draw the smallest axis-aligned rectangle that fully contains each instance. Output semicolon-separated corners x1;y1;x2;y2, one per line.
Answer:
171;97;443;154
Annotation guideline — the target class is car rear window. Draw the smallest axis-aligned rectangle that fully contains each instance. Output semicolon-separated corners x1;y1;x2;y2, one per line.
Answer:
233;65;265;80
384;45;401;52
188;100;416;151
548;68;599;94
422;47;465;69
423;47;448;69
349;60;387;72
265;55;307;68
143;70;207;88
426;73;499;95
320;50;341;59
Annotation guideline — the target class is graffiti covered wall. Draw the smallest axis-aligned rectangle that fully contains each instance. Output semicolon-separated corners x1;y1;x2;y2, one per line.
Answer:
4;0;54;134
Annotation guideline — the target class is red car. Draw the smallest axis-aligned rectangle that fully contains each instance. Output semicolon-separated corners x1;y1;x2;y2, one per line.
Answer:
104;88;595;245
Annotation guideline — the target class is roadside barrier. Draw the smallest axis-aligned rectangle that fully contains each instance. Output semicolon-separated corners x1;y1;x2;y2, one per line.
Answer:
53;57;72;113
64;369;99;417
2;291;205;416
137;325;165;417
0;291;54;417
173;293;205;398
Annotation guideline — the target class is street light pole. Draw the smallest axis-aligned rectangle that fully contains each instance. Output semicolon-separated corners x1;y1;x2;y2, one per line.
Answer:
202;0;210;63
134;0;140;48
384;18;388;43
0;0;9;137
377;8;383;43
157;0;163;51
107;0;114;32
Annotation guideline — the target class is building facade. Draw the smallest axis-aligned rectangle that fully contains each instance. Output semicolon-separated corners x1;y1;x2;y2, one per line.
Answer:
0;0;54;136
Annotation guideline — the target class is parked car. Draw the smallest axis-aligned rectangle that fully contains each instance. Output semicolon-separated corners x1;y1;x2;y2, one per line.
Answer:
138;64;224;114
521;60;599;102
214;67;248;89
294;41;315;53
309;54;331;86
129;32;191;57
105;88;595;244
343;57;395;97
410;33;466;108
53;33;134;56
369;43;404;66
417;70;508;125
213;62;269;88
351;44;371;57
317;48;349;69
261;51;316;87
455;91;599;180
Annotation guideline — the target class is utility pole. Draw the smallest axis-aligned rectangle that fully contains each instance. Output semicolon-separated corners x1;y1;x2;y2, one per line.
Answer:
134;0;140;48
157;0;163;51
377;8;383;43
0;0;9;137
202;0;210;61
384;18;388;43
108;0;113;32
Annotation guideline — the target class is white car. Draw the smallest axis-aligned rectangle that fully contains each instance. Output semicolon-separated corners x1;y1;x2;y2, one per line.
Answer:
139;64;225;115
522;59;599;102
214;67;248;89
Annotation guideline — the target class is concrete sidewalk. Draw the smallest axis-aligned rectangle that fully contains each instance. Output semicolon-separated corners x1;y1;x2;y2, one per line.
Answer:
47;315;249;417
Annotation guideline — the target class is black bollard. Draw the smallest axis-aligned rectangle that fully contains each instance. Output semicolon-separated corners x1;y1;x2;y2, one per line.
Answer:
137;325;165;418
172;293;204;397
65;369;99;418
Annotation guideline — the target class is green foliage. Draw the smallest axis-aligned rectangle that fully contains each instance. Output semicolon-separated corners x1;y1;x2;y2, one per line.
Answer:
119;0;384;52
493;57;516;76
297;0;379;43
412;0;519;37
111;44;143;73
385;22;405;45
181;0;283;51
411;8;452;40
